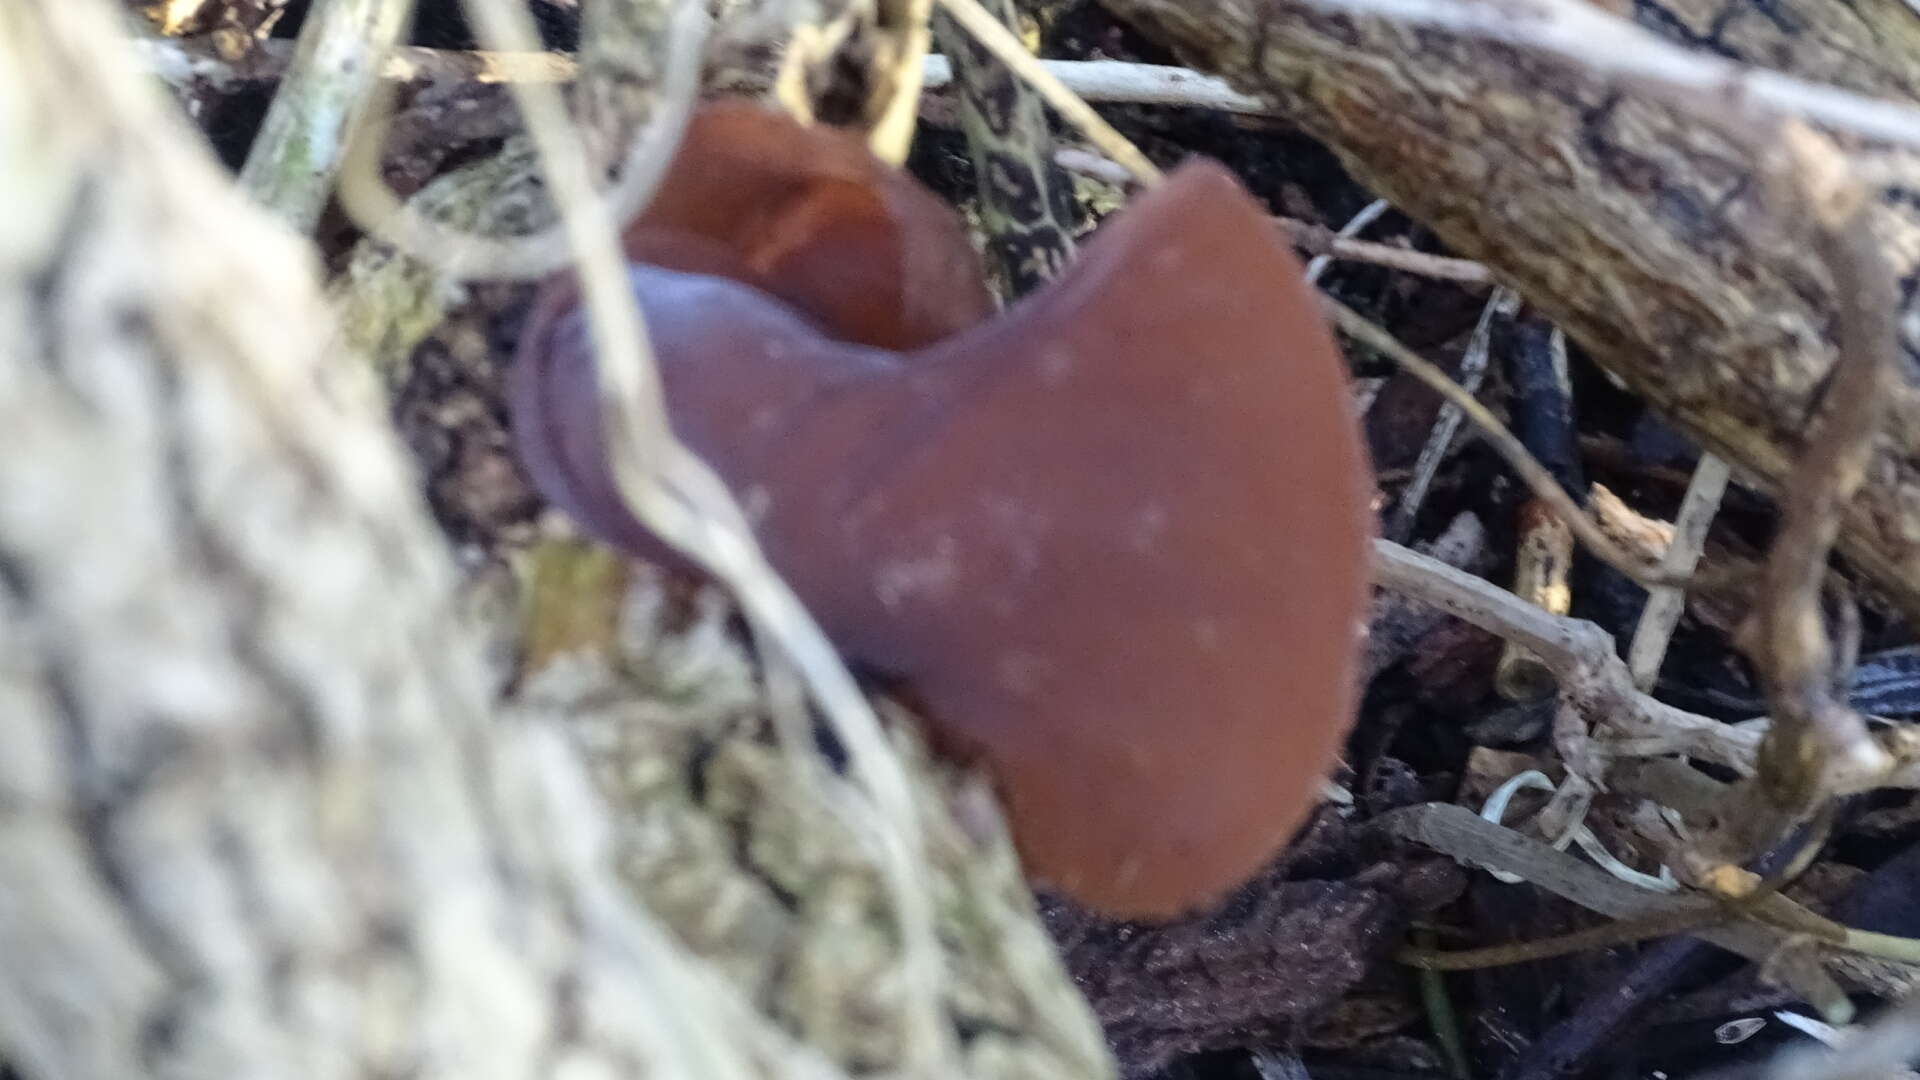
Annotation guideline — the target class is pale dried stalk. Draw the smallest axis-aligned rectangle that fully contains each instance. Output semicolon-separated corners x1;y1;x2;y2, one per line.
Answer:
868;0;936;163
238;0;411;230
924;54;1269;113
1375;533;1920;809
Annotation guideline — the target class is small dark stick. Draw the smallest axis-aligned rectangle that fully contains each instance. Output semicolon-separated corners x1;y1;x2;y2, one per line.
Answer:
1495;321;1584;702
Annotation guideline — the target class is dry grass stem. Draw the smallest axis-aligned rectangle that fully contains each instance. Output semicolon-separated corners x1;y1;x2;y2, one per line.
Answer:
1627;454;1731;692
237;0;410;230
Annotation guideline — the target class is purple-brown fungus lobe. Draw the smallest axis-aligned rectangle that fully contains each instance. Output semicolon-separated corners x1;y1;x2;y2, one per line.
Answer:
510;100;1377;921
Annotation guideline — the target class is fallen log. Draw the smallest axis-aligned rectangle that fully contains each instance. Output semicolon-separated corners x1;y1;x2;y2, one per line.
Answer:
1103;0;1920;618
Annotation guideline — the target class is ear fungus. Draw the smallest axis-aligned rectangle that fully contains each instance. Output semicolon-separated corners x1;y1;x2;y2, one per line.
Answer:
625;99;996;351
510;103;1377;921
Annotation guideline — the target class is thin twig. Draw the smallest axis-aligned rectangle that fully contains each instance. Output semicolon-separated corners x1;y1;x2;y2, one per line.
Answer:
1387;287;1518;542
1627;452;1731;691
1493;323;1582;702
1045;156;1494;279
238;0;411;230
333;4;706;280
1280;217;1492;284
1303;198;1389;284
1344;305;1684;591
1287;0;1920;153
1373;539;1920;980
1373;538;1766;781
926;53;1270;113
932;0;1163;183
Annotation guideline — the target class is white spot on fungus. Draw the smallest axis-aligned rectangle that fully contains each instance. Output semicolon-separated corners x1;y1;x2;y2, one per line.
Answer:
873;535;959;612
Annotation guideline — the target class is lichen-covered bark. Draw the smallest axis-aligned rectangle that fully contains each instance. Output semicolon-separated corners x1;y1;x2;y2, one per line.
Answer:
0;4;1112;1080
0;5;809;1078
512;553;1114;1078
932;0;1081;295
1101;0;1920;619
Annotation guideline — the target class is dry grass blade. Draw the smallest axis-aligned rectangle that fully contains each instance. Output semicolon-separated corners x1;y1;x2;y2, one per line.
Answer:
1627;453;1731;691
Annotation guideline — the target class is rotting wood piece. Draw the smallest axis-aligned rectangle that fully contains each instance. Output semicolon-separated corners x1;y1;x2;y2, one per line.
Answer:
1101;0;1920;622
